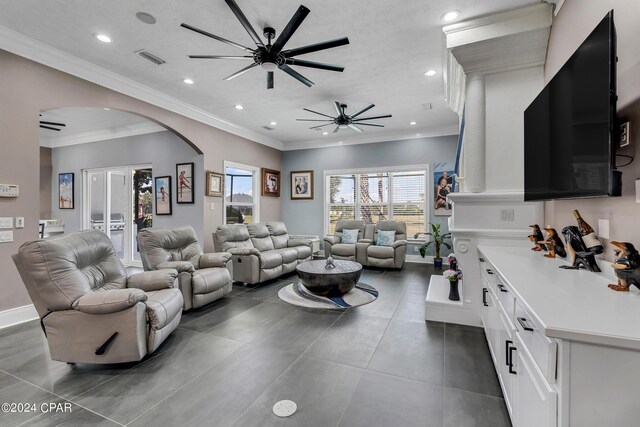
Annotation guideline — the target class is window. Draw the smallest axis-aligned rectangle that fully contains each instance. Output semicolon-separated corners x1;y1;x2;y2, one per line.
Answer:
224;162;260;224
325;166;428;237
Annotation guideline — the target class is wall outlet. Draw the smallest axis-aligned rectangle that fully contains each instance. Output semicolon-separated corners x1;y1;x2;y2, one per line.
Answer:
0;217;12;229
15;217;24;228
0;231;13;242
620;121;630;148
210;202;215;211
598;219;610;239
500;209;514;221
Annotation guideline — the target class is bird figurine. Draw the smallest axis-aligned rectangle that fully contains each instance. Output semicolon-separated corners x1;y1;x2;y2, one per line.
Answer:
541;226;566;259
528;224;547;251
560;226;600;272
609;241;640;292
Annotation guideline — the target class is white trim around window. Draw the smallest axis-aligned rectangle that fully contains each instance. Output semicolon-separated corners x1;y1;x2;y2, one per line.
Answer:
223;161;261;224
323;164;431;237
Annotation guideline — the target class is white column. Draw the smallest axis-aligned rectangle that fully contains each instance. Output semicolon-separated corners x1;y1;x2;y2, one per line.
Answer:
462;73;486;193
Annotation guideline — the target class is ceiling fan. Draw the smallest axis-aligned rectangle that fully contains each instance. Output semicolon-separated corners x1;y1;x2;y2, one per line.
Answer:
39;115;66;131
297;102;392;133
181;0;349;89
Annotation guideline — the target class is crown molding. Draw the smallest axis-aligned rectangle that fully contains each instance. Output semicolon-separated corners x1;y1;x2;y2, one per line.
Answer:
42;121;167;149
281;124;459;151
0;25;284;151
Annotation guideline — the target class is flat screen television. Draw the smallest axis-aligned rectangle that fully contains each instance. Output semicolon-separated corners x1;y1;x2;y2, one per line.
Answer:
524;11;619;201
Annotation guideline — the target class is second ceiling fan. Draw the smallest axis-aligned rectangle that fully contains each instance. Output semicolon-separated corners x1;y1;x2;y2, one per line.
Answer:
297;102;392;133
182;0;350;89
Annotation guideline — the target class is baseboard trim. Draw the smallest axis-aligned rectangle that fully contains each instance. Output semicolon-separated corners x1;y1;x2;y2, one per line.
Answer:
406;255;450;265
0;304;38;330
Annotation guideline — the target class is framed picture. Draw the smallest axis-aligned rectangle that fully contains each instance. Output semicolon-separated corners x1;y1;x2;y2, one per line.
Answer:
206;171;224;197
261;168;280;197
176;162;194;204
58;173;74;209
290;170;314;200
155;176;172;215
434;169;454;216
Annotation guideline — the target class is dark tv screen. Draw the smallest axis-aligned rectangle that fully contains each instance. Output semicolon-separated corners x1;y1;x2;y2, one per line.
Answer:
524;12;616;201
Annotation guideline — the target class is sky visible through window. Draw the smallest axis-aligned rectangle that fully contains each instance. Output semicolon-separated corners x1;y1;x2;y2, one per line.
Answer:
225;167;253;197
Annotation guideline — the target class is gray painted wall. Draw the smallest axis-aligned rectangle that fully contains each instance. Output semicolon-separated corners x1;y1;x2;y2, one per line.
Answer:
51;130;205;243
281;135;458;256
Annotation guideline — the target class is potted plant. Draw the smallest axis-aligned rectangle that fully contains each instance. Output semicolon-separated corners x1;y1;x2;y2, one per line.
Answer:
414;222;452;269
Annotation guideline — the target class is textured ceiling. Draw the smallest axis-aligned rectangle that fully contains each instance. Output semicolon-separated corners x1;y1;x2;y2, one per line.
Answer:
0;0;538;149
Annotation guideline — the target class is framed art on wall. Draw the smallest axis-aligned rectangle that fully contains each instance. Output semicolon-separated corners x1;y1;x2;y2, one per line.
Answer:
58;173;74;209
155;176;172;215
434;167;454;216
290;170;314;200
176;162;194;204
261;168;280;197
206;171;224;197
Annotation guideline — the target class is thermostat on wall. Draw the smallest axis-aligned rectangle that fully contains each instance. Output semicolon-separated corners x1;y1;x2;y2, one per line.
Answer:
0;184;19;198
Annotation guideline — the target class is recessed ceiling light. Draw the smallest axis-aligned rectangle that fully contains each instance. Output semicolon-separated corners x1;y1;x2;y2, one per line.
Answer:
424;70;436;77
442;10;460;22
136;12;157;25
103;108;110;111
234;104;244;110
95;33;112;43
416;133;421;137
270;121;277;126
322;131;328;135
183;78;194;85
409;121;417;126
338;141;343;144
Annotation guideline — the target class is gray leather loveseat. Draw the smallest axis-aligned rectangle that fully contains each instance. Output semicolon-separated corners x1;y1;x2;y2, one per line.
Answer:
214;221;312;284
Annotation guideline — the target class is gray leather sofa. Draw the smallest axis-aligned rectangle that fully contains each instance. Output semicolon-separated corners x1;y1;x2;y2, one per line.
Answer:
324;220;407;269
12;230;182;364
214;221;312;284
137;226;232;310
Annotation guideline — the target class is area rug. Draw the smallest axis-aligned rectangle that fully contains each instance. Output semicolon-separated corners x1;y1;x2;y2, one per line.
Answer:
278;282;378;310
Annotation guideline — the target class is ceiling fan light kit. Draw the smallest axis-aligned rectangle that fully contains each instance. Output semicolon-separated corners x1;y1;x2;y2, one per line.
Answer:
182;0;349;89
298;102;392;134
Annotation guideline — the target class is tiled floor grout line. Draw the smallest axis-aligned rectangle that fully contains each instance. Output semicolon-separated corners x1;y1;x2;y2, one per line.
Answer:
227;308;350;427
0;369;126;427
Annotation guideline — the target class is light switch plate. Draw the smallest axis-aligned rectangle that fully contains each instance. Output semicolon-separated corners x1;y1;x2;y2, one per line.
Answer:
0;231;13;242
15;217;24;228
598;219;610;239
0;217;12;229
636;179;640;204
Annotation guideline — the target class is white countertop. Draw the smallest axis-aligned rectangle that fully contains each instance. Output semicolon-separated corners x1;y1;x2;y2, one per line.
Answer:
478;245;640;350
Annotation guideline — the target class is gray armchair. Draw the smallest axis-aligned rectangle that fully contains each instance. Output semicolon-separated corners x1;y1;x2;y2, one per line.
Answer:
366;220;408;269
324;220;372;263
12;230;182;364
137;226;232;310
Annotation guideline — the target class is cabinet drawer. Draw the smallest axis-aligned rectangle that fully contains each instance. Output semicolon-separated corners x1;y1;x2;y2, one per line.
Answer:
495;277;515;317
515;300;557;382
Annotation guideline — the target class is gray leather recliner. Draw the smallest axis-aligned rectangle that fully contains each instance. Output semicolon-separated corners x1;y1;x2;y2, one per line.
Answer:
137;226;233;310
12;230;183;364
324;220;372;264
213;221;312;284
365;220;408;269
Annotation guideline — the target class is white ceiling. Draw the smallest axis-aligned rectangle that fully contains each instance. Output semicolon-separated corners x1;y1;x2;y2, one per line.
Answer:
0;0;538;150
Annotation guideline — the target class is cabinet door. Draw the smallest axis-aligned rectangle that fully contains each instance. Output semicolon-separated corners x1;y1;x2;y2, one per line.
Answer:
483;287;499;365
515;344;557;427
498;310;516;417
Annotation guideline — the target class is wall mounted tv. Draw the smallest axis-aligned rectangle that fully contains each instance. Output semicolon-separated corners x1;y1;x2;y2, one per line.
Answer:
524;11;620;201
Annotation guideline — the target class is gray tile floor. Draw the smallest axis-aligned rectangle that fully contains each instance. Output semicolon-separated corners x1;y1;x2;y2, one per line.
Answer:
0;264;511;427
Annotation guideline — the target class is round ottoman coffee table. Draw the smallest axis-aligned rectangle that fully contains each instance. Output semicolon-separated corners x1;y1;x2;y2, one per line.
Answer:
296;258;362;296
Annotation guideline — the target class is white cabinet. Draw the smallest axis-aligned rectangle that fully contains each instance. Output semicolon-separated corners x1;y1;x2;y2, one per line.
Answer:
514;342;557;427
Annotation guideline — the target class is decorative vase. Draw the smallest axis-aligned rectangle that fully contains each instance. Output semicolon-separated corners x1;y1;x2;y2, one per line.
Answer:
448;279;460;301
449;260;457;271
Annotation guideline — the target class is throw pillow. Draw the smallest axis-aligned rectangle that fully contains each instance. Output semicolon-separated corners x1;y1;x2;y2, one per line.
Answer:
376;230;396;247
341;229;359;244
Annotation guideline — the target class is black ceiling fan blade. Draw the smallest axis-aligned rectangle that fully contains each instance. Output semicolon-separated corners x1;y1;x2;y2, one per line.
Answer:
283;37;349;57
334;102;347;120
280;65;314;87
353;114;393;121
189;55;253;59
181;23;253;52
223;63;259;80
39;121;66;127
296;119;334;122
271;5;310;53
351;104;375;118
302;108;334;118
348;124;363;133
333;125;341;133
224;0;265;48
309;123;334;130
285;58;344;72
40;125;62;131
355;122;385;127
267;71;274;89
